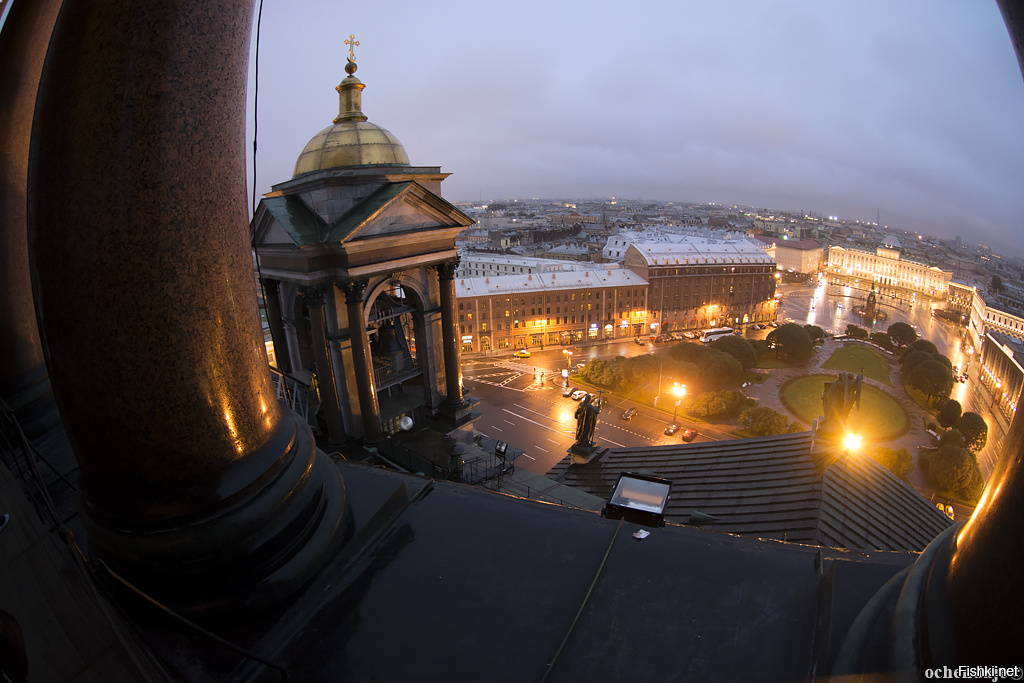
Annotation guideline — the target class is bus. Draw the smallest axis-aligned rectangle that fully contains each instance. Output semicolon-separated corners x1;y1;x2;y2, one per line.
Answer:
699;327;735;343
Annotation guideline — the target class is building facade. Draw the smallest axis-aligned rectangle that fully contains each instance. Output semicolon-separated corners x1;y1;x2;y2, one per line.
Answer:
623;238;778;331
455;269;649;352
828;244;953;298
753;236;825;274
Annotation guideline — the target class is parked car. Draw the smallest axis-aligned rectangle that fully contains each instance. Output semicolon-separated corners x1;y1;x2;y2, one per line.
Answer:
562;386;578;398
513;349;531;358
683;331;699;339
571;389;589;401
634;338;646;346
681;429;698;442
664;423;681;436
619;408;637;421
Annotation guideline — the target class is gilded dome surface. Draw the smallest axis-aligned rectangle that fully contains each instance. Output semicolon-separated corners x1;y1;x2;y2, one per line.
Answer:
293;121;410;176
292;53;410;177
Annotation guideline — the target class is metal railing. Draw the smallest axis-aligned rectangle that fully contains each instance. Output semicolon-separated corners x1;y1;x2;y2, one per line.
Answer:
373;360;422;389
269;368;316;429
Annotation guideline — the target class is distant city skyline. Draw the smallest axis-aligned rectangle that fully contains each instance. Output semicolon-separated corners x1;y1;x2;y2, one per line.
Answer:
245;1;1024;257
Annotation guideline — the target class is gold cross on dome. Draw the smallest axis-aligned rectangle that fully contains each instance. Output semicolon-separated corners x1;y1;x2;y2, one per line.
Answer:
344;34;360;62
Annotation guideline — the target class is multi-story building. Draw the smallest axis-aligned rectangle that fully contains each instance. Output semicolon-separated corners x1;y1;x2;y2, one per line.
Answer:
979;330;1024;422
623;237;778;332
752;236;825;275
455;269;648;352
827;244;953;298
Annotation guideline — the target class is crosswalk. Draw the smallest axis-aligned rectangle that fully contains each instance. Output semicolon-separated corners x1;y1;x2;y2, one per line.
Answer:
463;362;555;392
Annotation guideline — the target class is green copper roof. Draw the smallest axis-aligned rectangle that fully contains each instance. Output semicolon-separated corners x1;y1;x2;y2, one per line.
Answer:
262;195;326;246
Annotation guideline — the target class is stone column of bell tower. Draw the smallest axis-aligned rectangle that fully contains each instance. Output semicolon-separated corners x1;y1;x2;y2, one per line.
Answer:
28;0;350;616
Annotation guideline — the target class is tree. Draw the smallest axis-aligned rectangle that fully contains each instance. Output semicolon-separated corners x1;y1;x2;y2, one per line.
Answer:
899;348;930;374
887;322;918;348
696;349;744;389
710;335;757;369
766;323;814;364
803;324;825;342
845;324;869;339
930;445;984;504
739;406;795;436
869;446;914;481
869;332;894;352
688;390;749;421
906;359;954;404
907;338;938;356
956;412;988;453
938;429;965;449
937;399;963;429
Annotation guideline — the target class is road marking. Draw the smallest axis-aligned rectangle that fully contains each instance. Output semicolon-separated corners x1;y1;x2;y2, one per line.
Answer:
491;426;503;432
547;438;560;445
521;453;536;460
503;419;515;425
502;408;568;436
599;436;625;447
535;446;548;453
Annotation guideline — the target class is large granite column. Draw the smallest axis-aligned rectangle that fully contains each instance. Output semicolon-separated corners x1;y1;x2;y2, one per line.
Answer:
262;279;293;374
302;286;346;445
0;0;61;427
341;280;383;444
434;259;465;408
27;0;349;616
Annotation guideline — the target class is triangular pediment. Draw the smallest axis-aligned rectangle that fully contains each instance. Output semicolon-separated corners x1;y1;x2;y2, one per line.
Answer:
325;181;473;245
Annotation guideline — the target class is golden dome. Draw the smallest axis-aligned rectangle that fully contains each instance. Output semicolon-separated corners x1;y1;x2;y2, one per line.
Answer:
292;59;409;177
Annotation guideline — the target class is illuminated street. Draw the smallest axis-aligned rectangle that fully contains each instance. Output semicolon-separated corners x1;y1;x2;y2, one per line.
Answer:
463;340;730;475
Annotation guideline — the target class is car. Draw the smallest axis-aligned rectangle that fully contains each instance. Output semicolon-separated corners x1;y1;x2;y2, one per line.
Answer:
571;389;589;401
513;349;531;358
634;338;646;346
619;408;637;420
576;362;587;371
683;331;698;339
664;423;681;436
562;386;578;397
681;429;698;442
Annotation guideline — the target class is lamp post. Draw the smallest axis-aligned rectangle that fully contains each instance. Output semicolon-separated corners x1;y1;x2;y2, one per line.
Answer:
563;349;573;387
672;383;686;422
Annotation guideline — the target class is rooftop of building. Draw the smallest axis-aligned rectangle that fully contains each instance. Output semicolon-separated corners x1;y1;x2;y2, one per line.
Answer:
627;236;775;266
456;269;647;297
547;431;952;553
752;235;824;251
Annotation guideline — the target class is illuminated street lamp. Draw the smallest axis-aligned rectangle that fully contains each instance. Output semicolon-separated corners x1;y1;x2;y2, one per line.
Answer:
672;383;686;422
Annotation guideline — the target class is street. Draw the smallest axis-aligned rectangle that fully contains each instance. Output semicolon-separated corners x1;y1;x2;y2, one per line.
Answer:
463;339;726;475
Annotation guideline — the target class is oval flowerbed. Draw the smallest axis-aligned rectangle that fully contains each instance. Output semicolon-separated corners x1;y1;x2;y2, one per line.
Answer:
780;374;910;442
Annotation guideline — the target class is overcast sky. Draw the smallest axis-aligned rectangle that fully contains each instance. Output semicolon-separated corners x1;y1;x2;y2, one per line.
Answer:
246;1;1024;255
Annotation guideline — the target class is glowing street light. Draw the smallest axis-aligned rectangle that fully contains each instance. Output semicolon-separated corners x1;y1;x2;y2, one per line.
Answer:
672;383;686;422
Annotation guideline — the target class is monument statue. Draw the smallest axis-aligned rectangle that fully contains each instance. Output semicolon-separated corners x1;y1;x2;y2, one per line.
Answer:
821;370;863;432
573;394;602;449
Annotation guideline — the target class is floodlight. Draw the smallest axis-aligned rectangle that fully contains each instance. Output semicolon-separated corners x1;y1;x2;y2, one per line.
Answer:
602;472;672;528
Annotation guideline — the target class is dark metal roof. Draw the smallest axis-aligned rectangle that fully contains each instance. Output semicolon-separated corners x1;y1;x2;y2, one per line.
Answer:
547;432;952;552
199;460;916;682
262;194;326;246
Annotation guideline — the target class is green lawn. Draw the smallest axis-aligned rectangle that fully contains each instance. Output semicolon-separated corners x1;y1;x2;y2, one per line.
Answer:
780;374;909;442
821;345;892;386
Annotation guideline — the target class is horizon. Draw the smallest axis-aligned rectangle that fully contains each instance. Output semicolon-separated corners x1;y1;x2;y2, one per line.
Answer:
245;1;1024;259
